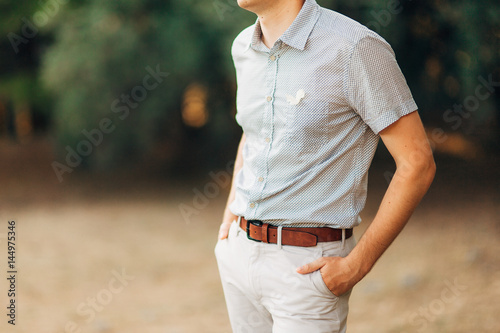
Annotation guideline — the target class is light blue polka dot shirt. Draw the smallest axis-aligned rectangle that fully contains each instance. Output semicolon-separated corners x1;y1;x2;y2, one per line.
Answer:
229;0;418;228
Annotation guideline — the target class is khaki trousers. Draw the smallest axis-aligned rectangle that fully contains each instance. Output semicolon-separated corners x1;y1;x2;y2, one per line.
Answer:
215;220;356;333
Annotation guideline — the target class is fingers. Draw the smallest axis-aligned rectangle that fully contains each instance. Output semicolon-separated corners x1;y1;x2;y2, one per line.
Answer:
296;258;325;274
218;221;232;240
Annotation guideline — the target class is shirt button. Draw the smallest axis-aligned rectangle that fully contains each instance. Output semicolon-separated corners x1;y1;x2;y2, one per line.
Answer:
270;55;276;61
258;177;264;182
266;96;272;102
265;137;270;143
249;203;255;208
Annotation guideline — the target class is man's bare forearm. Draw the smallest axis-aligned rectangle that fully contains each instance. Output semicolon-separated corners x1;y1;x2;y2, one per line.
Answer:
297;112;436;296
222;133;246;225
348;112;436;281
347;156;436;279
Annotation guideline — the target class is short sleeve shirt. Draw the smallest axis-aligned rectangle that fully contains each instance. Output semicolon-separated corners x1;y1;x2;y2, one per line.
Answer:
229;0;418;228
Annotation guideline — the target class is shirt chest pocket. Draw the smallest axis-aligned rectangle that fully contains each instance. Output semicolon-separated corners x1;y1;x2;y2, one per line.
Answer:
285;100;331;154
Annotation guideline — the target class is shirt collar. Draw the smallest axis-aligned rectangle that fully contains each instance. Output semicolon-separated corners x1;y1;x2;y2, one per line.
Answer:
250;0;320;52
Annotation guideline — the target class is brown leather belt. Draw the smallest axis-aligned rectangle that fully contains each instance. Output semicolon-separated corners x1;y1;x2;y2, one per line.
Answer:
239;217;352;247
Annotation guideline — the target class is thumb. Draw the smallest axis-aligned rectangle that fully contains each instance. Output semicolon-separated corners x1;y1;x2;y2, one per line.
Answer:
296;258;325;274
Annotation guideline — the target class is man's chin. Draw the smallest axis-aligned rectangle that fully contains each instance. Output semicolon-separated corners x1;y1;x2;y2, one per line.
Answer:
237;0;259;13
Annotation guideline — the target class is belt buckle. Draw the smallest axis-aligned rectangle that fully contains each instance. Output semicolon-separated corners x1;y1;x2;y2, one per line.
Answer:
246;220;263;242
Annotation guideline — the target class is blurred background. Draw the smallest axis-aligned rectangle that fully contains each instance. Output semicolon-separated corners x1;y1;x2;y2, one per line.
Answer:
0;0;499;332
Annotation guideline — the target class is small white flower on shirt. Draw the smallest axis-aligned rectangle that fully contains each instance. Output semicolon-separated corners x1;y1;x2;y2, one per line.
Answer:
286;89;305;105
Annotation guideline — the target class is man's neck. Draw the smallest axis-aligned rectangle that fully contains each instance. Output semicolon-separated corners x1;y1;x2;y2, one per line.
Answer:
255;0;305;49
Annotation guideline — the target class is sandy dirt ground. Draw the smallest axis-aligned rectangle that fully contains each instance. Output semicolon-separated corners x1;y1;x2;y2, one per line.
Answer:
0;138;499;333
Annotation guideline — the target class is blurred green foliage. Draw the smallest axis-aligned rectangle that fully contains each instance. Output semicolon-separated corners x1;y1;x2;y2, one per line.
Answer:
40;0;254;170
0;0;498;171
322;0;500;142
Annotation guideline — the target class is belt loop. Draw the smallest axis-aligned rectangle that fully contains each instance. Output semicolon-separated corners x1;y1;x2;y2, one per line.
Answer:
277;226;283;249
341;229;345;250
236;216;242;236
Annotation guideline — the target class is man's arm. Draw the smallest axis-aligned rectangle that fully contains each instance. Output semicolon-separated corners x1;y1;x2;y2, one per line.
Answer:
218;133;246;240
297;111;436;296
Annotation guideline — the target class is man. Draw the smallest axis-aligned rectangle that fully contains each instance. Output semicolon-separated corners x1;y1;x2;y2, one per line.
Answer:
215;0;436;332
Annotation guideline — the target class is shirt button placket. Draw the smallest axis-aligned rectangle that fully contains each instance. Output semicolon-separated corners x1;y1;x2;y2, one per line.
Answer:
248;51;278;218
261;52;279;197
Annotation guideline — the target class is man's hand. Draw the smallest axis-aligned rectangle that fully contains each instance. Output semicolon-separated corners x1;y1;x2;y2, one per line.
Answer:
218;219;235;240
219;210;237;240
218;134;245;240
296;256;363;296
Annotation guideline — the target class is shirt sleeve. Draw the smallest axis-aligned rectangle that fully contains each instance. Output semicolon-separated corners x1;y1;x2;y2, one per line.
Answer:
345;35;418;134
